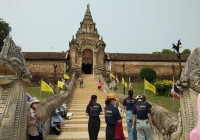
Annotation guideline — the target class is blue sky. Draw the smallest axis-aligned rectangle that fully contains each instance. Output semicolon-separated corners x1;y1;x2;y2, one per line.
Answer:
0;0;200;53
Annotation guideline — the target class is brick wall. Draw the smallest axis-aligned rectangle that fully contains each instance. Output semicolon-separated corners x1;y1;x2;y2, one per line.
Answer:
26;60;66;84
111;61;185;80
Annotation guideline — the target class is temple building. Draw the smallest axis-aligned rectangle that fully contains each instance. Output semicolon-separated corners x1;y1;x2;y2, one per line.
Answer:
23;5;189;82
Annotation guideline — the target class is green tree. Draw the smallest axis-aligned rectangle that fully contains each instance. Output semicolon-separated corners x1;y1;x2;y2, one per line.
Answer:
0;18;11;51
182;49;191;54
139;67;157;82
162;49;175;54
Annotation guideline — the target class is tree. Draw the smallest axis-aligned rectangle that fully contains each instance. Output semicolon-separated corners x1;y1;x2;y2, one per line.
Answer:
182;49;191;54
139;67;157;83
161;49;175;54
0;18;11;51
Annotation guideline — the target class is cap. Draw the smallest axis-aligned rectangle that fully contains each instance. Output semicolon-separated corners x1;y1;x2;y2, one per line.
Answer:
30;97;41;106
136;95;142;99
107;93;119;101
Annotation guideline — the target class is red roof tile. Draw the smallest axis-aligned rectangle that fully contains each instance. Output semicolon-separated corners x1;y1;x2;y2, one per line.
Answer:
108;53;189;62
23;52;67;60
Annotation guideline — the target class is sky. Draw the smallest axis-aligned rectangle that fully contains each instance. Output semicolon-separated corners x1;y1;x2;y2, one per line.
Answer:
0;0;200;53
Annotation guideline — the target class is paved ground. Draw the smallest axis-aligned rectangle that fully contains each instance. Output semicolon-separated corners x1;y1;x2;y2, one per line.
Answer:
45;74;128;140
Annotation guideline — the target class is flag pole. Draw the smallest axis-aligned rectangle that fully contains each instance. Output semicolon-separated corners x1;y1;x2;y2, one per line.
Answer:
144;78;146;95
172;77;175;112
40;79;42;100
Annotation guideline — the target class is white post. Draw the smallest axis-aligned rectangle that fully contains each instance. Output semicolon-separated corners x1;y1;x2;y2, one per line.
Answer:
172;77;175;112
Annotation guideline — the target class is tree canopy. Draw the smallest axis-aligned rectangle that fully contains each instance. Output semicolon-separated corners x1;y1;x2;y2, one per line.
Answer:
161;49;175;54
182;49;191;54
0;18;11;51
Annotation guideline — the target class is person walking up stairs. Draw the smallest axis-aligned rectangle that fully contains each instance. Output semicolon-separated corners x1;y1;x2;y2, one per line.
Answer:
45;74;128;140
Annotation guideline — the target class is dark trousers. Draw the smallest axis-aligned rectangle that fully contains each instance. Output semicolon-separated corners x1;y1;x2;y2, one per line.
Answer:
106;125;116;140
51;125;61;135
29;133;43;140
88;117;100;140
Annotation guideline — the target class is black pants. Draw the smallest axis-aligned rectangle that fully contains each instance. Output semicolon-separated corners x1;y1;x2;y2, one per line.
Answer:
51;125;61;135
106;125;116;140
88;117;100;140
29;133;43;140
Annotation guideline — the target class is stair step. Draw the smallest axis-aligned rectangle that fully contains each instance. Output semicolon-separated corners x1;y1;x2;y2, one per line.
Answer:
64;118;126;124
61;123;127;132
45;131;128;140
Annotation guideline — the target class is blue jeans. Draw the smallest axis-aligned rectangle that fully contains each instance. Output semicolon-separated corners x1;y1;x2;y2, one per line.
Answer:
126;111;135;140
136;119;152;140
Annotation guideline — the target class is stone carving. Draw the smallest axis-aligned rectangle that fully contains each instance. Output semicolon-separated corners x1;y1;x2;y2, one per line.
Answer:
0;36;31;140
0;36;76;139
100;47;200;140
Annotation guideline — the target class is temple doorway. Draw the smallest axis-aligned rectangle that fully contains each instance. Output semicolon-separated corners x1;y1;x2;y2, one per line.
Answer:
82;49;93;74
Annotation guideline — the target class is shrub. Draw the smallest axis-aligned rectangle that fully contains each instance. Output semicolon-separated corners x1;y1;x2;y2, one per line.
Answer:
139;67;157;82
154;80;172;96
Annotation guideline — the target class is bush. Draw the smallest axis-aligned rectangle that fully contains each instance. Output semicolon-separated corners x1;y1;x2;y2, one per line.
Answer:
154;80;172;96
139;67;157;82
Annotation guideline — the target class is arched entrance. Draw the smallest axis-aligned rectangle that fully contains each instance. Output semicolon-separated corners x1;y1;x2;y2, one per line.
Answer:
82;49;93;74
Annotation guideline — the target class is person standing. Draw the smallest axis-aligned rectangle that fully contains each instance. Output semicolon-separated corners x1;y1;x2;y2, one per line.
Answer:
105;93;121;140
86;95;103;140
132;95;153;140
78;76;84;88
97;80;103;90
27;97;43;140
123;90;136;140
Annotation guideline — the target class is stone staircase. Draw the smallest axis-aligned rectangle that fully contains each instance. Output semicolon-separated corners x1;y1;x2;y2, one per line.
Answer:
45;74;128;140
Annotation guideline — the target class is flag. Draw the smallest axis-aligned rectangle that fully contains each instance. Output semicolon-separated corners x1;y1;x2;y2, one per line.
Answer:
26;92;32;102
171;83;180;99
116;75;119;83
122;77;128;87
110;73;115;79
41;80;54;93
58;80;65;88
64;74;70;79
144;79;156;94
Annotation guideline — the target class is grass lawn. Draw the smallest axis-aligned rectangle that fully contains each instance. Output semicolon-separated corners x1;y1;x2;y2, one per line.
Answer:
26;87;55;101
117;82;180;113
26;82;180;113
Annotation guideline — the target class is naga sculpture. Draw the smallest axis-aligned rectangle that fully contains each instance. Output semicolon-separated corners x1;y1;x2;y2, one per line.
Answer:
0;36;31;140
0;37;76;140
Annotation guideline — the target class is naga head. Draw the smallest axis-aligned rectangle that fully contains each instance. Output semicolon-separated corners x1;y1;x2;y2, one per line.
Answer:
179;47;200;93
0;36;31;85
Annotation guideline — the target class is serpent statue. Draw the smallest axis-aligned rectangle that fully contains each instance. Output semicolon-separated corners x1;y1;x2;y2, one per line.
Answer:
0;36;31;140
0;37;75;140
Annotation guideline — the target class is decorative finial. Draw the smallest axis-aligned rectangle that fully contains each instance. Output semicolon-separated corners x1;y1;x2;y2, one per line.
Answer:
101;36;103;41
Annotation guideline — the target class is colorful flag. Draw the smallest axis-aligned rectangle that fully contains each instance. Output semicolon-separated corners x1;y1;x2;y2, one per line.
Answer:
41;80;54;93
26;92;32;102
122;77;128;87
64;74;70;79
171;83;180;99
58;80;65;88
110;73;115;79
116;75;119;83
144;79;156;94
